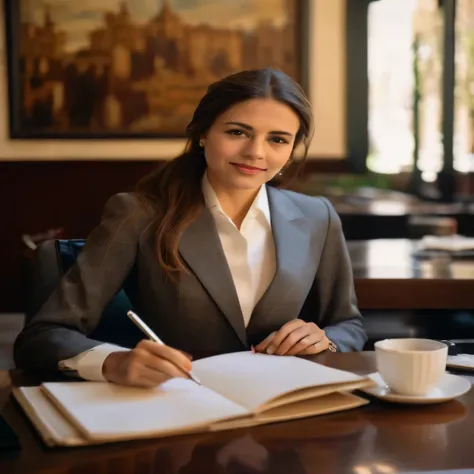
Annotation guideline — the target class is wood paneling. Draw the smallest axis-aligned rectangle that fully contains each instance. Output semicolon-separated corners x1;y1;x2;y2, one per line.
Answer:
3;161;158;312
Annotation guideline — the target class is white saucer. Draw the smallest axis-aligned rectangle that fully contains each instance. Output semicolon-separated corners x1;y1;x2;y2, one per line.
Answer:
360;372;471;404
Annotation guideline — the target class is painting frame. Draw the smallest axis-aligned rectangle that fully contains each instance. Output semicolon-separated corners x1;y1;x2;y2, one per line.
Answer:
3;0;310;140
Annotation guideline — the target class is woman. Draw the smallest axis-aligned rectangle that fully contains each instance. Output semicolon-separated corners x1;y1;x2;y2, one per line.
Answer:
14;68;366;387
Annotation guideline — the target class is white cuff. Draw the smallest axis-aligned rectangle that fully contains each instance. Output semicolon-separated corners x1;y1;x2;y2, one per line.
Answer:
58;343;130;382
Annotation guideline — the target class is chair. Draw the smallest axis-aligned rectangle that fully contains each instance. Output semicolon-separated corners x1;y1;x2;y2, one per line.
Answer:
25;239;143;348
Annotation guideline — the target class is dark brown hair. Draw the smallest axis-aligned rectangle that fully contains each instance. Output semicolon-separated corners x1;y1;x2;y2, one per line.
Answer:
137;68;313;280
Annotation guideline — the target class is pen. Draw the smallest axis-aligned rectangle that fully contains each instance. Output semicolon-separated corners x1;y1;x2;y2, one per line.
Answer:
127;310;202;385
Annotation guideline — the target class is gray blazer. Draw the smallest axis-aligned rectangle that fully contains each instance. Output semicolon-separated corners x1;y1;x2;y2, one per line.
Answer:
14;188;367;372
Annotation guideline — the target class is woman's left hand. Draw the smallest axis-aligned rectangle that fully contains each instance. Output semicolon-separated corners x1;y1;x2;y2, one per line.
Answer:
254;320;330;356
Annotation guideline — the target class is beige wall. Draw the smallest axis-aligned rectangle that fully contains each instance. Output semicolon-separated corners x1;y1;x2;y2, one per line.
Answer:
0;0;346;161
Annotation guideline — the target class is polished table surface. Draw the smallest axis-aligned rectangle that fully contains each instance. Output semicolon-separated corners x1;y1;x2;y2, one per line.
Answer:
1;352;473;474
334;198;474;216
348;239;474;309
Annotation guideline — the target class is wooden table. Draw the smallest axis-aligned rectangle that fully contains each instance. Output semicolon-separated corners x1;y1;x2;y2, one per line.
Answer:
333;197;474;240
334;198;474;216
349;239;474;309
1;352;473;473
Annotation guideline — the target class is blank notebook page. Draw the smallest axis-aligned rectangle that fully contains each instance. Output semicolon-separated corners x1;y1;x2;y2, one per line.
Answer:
42;378;249;442
192;352;365;412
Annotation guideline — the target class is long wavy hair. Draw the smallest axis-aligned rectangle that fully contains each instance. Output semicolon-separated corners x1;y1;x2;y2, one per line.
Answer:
137;68;314;280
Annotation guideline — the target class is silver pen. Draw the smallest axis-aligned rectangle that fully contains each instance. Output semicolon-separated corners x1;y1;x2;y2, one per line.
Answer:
127;310;202;385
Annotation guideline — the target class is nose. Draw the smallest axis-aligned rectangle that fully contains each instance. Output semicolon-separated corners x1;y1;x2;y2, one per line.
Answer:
243;137;265;160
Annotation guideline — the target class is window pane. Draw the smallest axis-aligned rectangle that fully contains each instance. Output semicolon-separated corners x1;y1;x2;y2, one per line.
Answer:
368;0;443;177
454;0;474;172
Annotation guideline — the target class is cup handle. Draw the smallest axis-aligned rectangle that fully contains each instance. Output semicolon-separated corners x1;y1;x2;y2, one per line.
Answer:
438;339;458;355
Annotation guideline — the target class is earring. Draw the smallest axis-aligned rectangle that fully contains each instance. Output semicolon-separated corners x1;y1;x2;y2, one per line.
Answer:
199;140;205;147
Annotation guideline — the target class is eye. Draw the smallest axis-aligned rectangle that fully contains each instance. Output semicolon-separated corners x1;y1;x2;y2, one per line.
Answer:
225;129;246;137
270;136;289;145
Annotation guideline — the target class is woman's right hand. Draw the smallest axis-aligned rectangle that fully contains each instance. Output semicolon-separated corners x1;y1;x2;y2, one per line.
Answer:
102;339;192;388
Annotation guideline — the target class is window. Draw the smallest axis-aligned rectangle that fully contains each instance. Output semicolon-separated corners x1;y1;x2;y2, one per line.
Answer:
367;0;444;178
454;0;474;173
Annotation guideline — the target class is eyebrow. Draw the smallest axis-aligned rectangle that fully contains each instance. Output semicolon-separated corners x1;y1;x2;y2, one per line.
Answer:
224;121;294;137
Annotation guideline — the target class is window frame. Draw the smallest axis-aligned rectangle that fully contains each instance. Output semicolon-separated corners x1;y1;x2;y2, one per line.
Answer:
348;0;458;201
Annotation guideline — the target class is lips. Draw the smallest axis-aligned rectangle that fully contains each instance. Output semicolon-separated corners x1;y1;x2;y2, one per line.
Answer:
230;163;267;171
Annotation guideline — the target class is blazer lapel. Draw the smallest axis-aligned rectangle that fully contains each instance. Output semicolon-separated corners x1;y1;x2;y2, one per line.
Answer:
178;208;247;345
248;187;315;334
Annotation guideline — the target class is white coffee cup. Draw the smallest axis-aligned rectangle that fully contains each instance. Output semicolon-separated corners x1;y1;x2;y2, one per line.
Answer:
374;338;448;396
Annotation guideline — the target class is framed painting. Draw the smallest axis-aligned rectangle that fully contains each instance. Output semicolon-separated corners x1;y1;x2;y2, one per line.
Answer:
3;0;309;139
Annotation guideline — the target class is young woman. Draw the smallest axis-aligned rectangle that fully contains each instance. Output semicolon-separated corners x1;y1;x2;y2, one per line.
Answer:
14;68;366;387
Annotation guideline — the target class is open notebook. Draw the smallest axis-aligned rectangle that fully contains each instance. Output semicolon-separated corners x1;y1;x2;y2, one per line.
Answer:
13;352;374;447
